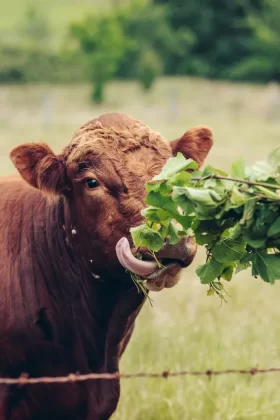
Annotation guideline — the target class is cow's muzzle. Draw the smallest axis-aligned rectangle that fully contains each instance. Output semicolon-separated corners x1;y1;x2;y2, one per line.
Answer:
115;236;197;278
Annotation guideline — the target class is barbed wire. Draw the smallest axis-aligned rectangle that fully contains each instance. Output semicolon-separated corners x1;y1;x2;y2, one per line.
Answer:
1;368;280;386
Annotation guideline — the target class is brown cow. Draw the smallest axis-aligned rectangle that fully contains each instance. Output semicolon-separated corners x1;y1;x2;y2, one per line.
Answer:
0;113;213;419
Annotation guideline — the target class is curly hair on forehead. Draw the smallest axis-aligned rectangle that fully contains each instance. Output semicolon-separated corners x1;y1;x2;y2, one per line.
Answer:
63;116;171;166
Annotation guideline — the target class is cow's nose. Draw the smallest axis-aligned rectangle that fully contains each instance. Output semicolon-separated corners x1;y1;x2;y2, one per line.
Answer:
155;236;197;267
131;236;197;267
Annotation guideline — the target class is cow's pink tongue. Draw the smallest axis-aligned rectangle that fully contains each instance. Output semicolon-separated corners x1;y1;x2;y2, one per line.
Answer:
116;237;158;276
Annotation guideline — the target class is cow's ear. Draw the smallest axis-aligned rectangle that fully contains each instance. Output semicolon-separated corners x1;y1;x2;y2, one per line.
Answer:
10;143;68;195
170;127;213;167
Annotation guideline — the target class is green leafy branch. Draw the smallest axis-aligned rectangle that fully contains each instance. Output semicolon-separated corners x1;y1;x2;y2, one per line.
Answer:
130;148;280;299
192;175;280;190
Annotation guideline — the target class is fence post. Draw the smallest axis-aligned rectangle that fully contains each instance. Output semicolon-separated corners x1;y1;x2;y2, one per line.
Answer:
42;93;53;129
167;86;178;122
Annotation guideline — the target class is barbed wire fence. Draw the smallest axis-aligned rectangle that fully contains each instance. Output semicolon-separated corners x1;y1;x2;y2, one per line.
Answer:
1;368;280;386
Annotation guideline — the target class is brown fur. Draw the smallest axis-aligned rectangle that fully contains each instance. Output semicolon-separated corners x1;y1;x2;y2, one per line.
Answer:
0;113;213;419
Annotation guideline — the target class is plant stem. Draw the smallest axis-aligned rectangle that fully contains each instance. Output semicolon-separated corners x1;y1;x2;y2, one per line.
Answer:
192;175;280;190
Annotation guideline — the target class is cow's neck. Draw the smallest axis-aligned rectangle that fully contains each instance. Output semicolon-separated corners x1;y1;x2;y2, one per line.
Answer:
33;195;145;374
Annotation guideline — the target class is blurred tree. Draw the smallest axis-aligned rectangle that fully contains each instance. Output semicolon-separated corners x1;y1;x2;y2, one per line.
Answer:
0;5;53;83
116;0;194;79
229;0;280;82
70;0;182;101
21;5;51;44
154;0;265;78
2;0;279;86
137;49;162;90
71;15;127;103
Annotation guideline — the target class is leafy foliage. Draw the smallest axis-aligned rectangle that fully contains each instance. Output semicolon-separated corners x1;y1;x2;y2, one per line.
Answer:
153;0;264;78
229;0;280;82
115;0;189;81
2;0;280;85
131;149;280;298
137;49;162;91
0;5;85;84
130;224;164;252
71;14;127;103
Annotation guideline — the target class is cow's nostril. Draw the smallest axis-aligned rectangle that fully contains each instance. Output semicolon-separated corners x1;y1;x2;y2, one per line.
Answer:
161;258;185;268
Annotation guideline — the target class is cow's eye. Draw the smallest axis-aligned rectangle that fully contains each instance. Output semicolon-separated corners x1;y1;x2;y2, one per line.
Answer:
85;178;99;189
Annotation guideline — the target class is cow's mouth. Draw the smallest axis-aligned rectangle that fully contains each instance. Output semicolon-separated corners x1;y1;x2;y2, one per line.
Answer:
116;236;197;280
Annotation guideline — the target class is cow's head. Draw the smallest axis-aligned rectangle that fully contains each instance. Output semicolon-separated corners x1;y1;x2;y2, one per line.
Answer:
10;113;213;291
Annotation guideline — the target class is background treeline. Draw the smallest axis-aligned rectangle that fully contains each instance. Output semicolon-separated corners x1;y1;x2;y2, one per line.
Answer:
1;0;280;100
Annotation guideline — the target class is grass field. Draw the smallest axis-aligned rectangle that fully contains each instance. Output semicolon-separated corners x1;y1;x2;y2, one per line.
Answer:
1;77;280;419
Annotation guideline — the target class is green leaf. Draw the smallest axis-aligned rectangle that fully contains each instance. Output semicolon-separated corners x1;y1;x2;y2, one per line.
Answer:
153;153;198;181
252;204;279;236
159;181;173;195
253;252;280;283
231;159;246;178
221;264;234;281
130;224;164;252
141;207;171;224
145;182;162;193
268;216;280;237
177;229;188;237
146;191;178;215
172;213;194;230
200;166;216;177
209;190;224;203
235;261;251;274
230;185;249;206
240;199;256;227
245;238;266;249
196;259;225;284
149;173;192;196
166;221;180;245
245;160;276;182
201;166;228;177
228;223;242;240
203;179;227;196
159;225;168;238
193;220;221;245
240;253;255;264
268;147;280;172
173;186;226;220
166;171;192;188
212;238;246;263
173;186;223;208
207;288;215;296
172;192;195;216
243;203;279;247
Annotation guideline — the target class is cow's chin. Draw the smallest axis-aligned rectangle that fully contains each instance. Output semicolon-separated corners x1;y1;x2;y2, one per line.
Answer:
144;262;183;292
116;236;197;292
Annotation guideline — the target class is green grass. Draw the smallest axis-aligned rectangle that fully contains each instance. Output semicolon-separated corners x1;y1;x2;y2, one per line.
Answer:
1;77;280;419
